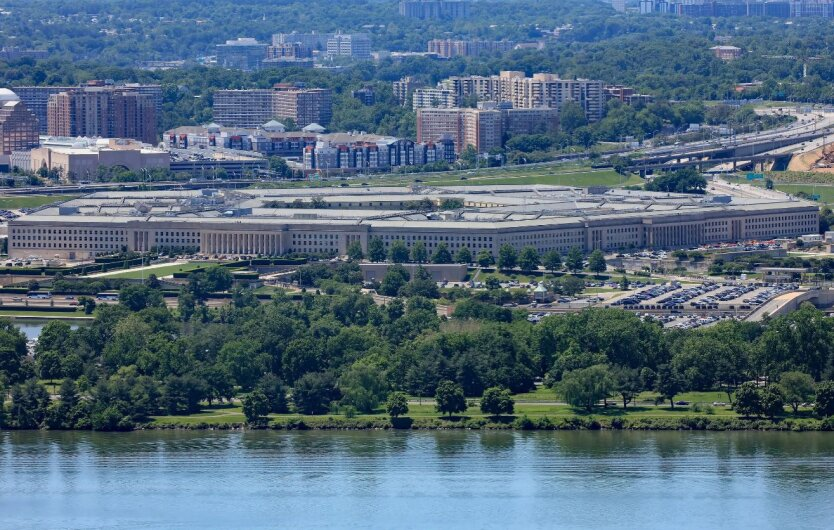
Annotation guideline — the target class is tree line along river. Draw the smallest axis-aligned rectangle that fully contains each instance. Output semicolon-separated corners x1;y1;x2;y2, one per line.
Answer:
2;430;834;529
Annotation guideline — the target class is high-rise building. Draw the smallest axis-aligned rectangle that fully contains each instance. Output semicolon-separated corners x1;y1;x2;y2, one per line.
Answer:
399;0;470;19
273;87;333;128
46;87;157;144
14;83;162;134
0;89;39;155
325;33;371;60
412;88;460;110
416;107;502;154
436;71;605;122
427;39;515;58
213;86;333;128
393;76;424;106
212;90;277;128
215;38;269;71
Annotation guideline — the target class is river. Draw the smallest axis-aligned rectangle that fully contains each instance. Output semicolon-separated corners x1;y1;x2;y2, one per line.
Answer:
2;430;834;529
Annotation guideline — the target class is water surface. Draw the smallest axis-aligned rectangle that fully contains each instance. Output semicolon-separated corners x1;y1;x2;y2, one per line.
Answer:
1;430;833;529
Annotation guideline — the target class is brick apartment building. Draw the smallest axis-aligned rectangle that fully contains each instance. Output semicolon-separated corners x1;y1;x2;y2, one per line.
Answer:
46;87;158;144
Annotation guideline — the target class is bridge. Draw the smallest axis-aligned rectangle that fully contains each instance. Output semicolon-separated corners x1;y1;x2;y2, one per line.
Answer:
626;129;831;173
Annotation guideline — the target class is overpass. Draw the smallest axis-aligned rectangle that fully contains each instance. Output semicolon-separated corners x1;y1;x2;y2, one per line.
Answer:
626;129;832;173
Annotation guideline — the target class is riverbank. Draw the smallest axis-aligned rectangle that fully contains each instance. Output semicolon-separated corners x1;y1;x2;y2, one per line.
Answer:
146;414;834;432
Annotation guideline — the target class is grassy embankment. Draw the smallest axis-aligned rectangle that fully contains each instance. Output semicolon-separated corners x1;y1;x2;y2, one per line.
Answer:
99;262;208;280
149;388;823;431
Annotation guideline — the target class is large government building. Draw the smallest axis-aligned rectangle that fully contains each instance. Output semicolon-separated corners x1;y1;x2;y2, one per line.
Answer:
8;185;819;260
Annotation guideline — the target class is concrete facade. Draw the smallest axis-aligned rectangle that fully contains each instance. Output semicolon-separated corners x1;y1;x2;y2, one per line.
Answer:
8;186;820;260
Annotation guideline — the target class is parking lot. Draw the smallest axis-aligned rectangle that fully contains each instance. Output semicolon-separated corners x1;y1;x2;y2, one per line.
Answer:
608;281;799;316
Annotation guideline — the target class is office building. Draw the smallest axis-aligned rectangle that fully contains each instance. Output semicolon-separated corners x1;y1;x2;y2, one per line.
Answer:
46;87;158;144
9;186;819;260
27;139;170;181
213;86;332;128
399;0;470;19
216;38;269;71
604;85;656;105
0;89;39;155
325;33;371;60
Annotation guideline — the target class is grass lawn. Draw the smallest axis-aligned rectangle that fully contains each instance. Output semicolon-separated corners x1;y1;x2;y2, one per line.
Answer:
150;398;746;426
0;194;77;210
100;262;208;279
255;163;644;190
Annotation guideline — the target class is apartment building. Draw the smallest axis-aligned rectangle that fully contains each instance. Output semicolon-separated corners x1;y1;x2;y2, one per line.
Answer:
14;82;162;134
273;88;332;128
416;107;502;154
399;0;470;19
437;71;605;122
393;76;424;106
427;39;514;58
412;87;460;110
0;89;39;155
212;86;332;129
46;87;158;144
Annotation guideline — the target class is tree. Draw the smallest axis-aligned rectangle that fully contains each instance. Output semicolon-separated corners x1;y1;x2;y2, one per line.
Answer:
455;247;472;264
655;364;683;409
379;264;410;297
759;386;785;419
497;244;517;270
243;390;270;425
553;275;585;297
346;241;364;261
815;381;834;417
293;371;339;415
543;250;562;272
518;246;540;272
612;366;642;409
620;275;630;291
368;237;386;262
565;247;584;273
36;350;63;380
431;242;452;264
385;391;409;418
559;364;612;412
389;240;409;263
204;265;233;292
560;100;588;133
644;168;707;194
338;364;388;413
480;386;515;416
10;379;50;429
256;373;289;413
779;371;815;413
435;380;467;417
77;296;96;314
477;249;494;268
411;241;427;263
587;249;607;275
733;381;761;418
